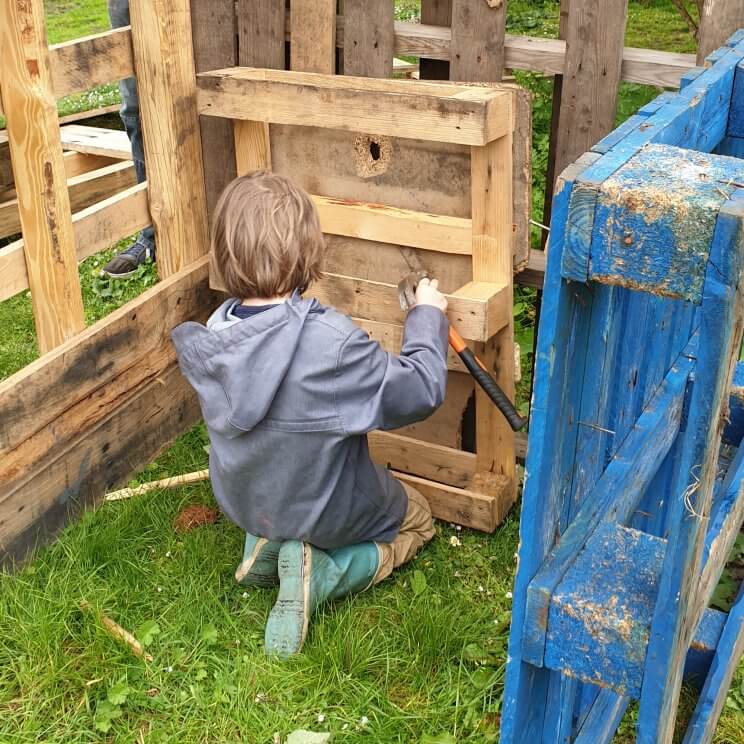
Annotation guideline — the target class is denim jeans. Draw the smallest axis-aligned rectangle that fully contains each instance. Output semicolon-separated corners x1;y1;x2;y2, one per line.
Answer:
108;0;155;249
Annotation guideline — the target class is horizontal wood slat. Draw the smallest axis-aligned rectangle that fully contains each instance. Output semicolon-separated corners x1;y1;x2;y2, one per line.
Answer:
60;125;132;160
369;430;475;488
212;269;509;342
0;257;213;460
0;160;136;240
392;470;503;531
313;195;472;255
197;67;513;146
50;27;134;99
36;19;693;114
0;182;149;302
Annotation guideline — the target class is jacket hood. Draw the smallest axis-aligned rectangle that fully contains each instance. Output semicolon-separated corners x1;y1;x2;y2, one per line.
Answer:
171;294;317;437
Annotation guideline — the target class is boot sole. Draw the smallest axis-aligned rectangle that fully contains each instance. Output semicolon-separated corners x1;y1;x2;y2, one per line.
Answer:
264;542;311;658
235;537;279;587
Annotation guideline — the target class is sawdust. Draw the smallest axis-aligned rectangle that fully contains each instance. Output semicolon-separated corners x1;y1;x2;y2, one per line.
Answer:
173;504;220;533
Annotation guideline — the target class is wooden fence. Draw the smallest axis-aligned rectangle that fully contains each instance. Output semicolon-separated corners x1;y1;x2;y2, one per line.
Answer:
0;0;742;563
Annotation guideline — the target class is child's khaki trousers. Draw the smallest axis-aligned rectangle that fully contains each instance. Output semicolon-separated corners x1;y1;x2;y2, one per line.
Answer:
373;482;436;584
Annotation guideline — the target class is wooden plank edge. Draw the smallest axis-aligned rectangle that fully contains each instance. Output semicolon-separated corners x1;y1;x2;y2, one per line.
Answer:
0;182;149;302
284;15;694;88
312;194;472;255
391;470;501;531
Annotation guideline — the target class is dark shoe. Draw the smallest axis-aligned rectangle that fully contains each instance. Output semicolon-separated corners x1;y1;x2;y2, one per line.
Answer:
235;533;282;587
264;540;380;658
101;235;155;278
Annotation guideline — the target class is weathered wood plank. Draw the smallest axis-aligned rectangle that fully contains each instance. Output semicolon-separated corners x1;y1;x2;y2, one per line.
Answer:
521;346;693;666
698;0;744;64
638;195;744;744
471;136;516;498
312;196;472;255
60;125;132;160
343;0;393;78
369;431;475;489
450;0;507;83
0;182;150;302
0;160;136;241
0;257;212;457
682;582;744;744
234;121;271;173
192;0;238;217
237;0;285;69
49;27;134;99
211;269;508;342
392;470;499;531
551;0;628;186
196;68;513;146
290;0;336;74
129;0;209;277
0;0;85;352
0;365;200;566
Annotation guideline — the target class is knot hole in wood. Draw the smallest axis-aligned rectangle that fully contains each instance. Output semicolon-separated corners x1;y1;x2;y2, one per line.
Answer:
353;134;392;179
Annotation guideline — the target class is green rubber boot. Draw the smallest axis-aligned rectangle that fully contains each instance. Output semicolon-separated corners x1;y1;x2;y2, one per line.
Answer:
264;540;380;658
234;533;282;587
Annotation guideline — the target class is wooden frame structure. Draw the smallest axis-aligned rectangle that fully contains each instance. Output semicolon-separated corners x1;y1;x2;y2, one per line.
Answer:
200;66;523;528
502;32;744;743
0;0;527;563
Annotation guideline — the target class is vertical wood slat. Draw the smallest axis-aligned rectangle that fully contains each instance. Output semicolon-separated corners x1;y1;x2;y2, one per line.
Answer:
698;0;744;64
0;0;85;352
343;0;394;77
191;0;237;217
237;0;286;69
234;122;271;175
234;0;287;177
129;0;210;278
290;0;336;73
550;0;629;186
420;0;452;80
450;0;507;83
471;136;516;499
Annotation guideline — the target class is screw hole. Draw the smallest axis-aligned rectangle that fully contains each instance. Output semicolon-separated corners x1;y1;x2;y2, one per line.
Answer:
369;140;381;161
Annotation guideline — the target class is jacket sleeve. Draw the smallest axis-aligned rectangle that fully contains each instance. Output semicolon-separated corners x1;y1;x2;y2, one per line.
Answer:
334;304;449;434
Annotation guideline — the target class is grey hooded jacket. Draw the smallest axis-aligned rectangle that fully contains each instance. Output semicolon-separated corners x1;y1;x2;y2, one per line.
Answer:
171;294;449;548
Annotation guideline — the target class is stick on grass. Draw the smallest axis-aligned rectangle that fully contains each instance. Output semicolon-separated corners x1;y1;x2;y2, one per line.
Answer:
80;600;153;662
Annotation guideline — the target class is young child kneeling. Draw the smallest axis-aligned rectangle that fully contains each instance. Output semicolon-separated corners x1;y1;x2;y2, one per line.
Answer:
172;172;449;657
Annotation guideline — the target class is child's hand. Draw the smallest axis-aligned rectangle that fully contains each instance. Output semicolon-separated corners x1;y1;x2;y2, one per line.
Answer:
414;277;448;314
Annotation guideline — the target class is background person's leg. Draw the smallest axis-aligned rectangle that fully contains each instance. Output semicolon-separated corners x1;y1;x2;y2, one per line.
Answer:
102;0;156;278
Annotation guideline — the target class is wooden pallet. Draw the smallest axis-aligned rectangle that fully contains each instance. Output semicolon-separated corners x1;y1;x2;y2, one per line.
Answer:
502;32;744;744
198;66;525;531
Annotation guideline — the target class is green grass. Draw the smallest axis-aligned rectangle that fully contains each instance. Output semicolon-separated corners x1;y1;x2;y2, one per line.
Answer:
2;1;744;742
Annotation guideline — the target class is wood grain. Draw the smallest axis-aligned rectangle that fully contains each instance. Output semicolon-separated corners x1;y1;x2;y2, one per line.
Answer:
129;0;209;278
450;0;507;83
50;27;134;98
697;0;744;63
290;0;336;74
551;0;629;182
192;0;238;217
0;0;85;352
1;182;150;302
197;68;512;146
343;0;394;77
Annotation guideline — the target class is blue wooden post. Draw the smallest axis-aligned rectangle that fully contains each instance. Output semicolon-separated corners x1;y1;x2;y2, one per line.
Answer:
502;32;744;744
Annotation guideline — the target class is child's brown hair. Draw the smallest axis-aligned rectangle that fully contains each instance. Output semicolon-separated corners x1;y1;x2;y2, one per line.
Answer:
211;171;325;299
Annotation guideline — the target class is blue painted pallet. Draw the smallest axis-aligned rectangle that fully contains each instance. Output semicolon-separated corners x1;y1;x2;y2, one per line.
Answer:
502;31;744;744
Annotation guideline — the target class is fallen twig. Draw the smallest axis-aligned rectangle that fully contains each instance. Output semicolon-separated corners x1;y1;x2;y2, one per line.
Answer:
105;469;210;502
80;600;153;662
